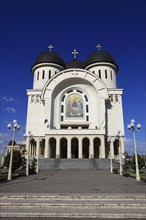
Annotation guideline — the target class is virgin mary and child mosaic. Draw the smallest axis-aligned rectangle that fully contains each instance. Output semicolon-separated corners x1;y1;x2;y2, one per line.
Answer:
66;94;83;117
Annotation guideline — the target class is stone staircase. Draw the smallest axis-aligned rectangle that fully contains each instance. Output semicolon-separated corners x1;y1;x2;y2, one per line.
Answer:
39;158;58;169
0;193;145;219
39;158;119;170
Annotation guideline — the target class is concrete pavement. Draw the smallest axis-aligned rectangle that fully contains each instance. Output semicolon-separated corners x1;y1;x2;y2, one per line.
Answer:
0;170;145;194
0;170;146;219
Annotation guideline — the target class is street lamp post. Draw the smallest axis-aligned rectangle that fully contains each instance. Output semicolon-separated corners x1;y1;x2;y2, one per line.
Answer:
36;137;42;173
7;120;20;181
116;130;123;176
127;119;141;181
24;131;33;176
107;136;113;173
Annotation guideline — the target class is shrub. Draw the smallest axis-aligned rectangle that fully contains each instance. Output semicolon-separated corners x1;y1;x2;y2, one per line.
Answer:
4;150;22;172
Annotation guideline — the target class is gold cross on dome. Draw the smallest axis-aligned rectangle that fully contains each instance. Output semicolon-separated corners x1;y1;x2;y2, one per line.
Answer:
72;49;78;59
96;44;102;51
48;44;53;51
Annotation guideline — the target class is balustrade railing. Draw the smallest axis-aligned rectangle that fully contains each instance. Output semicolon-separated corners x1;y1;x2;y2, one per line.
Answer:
90;155;98;169
53;155;60;168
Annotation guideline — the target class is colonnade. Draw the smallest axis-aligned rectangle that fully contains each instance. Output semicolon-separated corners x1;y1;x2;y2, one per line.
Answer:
44;136;105;159
26;135;124;159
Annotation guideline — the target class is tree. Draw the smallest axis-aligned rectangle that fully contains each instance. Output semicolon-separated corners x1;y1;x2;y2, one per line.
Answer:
123;151;130;176
131;154;145;170
4;150;22;172
29;157;36;174
21;156;26;170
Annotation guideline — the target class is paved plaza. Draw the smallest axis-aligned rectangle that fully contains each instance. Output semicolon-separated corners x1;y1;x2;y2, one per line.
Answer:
0;170;146;219
0;169;145;194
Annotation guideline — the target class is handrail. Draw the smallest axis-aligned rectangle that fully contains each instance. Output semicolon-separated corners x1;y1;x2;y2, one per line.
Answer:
90;155;98;169
53;155;60;168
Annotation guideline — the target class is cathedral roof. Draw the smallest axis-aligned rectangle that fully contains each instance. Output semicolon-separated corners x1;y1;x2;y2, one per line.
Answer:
65;59;85;69
33;51;65;67
85;50;118;67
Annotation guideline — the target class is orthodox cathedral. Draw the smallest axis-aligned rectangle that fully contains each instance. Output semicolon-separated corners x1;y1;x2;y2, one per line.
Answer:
25;45;125;161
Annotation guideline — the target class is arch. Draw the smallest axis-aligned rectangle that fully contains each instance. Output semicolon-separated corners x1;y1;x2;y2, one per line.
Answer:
41;69;108;100
71;138;78;158
94;138;100;158
40;139;45;156
82;138;89;158
42;69;108;130
49;138;56;158
60;138;67;158
114;140;119;156
30;139;36;156
105;141;110;159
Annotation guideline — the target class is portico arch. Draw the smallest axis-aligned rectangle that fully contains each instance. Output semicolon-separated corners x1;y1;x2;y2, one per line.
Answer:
94;138;100;158
30;139;36;156
71;138;78;158
60;138;67;158
40;139;45;156
82;138;89;158
49;138;56;158
114;140;119;157
105;141;110;159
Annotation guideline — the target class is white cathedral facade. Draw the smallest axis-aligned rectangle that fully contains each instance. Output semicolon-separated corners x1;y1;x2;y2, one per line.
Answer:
25;45;125;160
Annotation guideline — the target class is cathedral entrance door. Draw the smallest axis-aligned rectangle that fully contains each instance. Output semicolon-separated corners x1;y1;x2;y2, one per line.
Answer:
71;138;78;158
94;138;100;158
83;138;89;158
60;138;67;158
49;138;56;158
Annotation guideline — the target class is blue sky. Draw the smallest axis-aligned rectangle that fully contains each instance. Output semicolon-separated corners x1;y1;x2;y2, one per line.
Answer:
0;0;146;155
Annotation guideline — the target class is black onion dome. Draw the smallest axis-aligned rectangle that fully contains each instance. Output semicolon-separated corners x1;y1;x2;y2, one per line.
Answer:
33;51;65;67
8;140;16;145
85;50;118;67
65;59;85;69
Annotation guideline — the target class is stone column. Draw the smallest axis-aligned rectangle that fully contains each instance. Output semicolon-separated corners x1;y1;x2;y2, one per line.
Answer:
26;137;30;156
100;135;105;158
67;137;71;158
79;137;82;159
32;144;34;156
29;144;31;156
44;138;49;158
36;138;40;173
120;137;125;158
110;139;114;159
89;137;94;158
56;138;60;158
26;137;30;176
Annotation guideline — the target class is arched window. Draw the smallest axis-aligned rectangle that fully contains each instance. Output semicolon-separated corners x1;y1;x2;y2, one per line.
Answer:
37;71;39;80
36;96;40;103
31;96;34;103
99;70;101;78
110;71;112;80
49;70;51;79
110;95;114;102
105;69;107;79
42;70;45;79
115;95;118;102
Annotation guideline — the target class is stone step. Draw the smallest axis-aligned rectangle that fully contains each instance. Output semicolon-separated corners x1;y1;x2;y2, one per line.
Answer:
39;158;118;170
0;193;145;219
1;193;145;200
1;207;146;219
1;202;145;208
